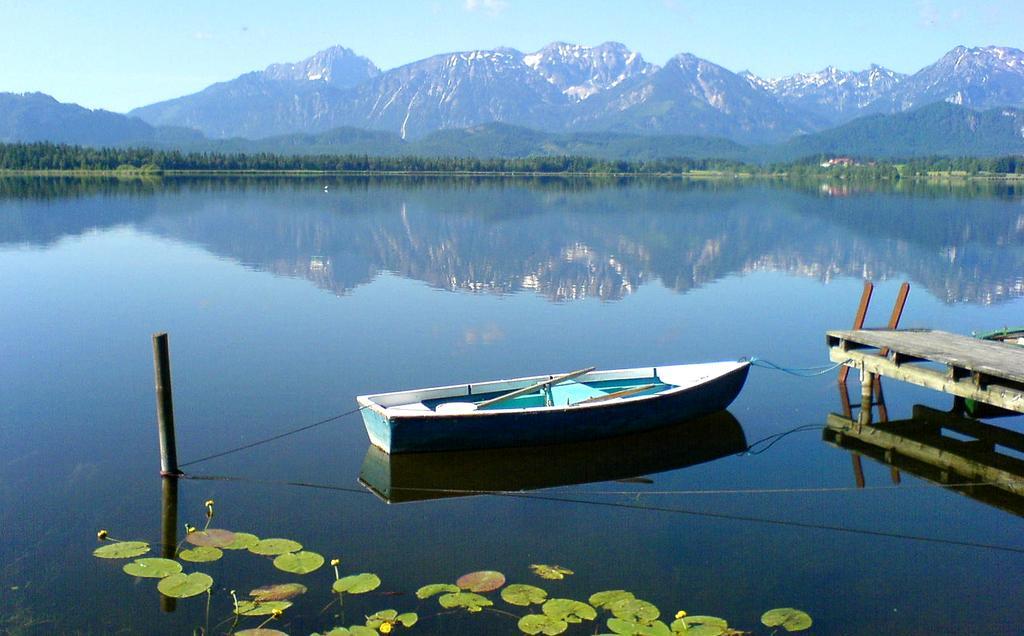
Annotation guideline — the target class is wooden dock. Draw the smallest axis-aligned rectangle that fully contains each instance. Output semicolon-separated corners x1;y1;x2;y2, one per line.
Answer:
826;329;1024;414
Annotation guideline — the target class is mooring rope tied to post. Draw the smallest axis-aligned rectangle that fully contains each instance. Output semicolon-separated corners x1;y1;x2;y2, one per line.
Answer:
177;405;368;468
743;356;854;377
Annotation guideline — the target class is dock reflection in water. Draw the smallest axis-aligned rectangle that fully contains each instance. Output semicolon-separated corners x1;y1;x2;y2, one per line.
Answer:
824;404;1024;517
358;410;746;503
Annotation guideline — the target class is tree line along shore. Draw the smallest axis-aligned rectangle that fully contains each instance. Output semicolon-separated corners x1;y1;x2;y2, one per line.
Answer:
1;141;1022;179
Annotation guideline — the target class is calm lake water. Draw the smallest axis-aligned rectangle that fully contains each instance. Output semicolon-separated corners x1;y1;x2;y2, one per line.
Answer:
1;176;1023;635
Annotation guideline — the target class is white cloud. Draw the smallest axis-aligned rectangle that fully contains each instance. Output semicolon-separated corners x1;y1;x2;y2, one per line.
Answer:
464;0;509;15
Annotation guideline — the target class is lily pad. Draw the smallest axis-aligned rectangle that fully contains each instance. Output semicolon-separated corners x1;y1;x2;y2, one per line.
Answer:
122;557;182;579
607;617;671;636
93;541;150;559
332;573;381;595
590;590;635;608
671;615;728;636
365;609;416;629
761;608;812;632
157;572;213;598
249;538;303;556
519;613;567;635
235;600;293;616
251;583;308;602
530;564;574;580
186;528;236;548
416;583;460;599
366;609;398;628
222;532;260;550
319;628;377;636
609;598;660;623
543;598;596;623
502;583;548;606
236;630;289;636
273;550;324;574
457;570;506;592
179;546;223;562
438;591;493;612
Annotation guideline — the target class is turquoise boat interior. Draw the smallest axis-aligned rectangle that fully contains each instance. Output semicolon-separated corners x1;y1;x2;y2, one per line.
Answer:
421;376;670;410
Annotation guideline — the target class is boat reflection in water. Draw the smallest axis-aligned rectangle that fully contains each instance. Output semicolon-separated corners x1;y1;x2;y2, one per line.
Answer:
358;410;746;503
824;404;1024;517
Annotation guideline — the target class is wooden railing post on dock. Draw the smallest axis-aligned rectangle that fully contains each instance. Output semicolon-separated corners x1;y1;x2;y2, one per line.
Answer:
153;333;181;477
839;281;874;385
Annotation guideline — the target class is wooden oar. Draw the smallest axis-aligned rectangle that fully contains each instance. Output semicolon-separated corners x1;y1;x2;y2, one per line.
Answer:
474;366;596;410
577;383;658;405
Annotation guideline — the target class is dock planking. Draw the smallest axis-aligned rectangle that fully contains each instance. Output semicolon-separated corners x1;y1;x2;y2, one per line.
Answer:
826;329;1024;414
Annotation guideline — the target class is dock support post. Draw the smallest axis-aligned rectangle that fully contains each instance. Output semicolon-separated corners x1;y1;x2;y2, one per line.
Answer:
858;369;874;427
153;333;181;477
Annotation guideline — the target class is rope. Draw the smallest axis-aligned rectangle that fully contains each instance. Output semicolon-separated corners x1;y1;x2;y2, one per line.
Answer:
743;356;852;377
742;424;824;455
178;406;366;468
181;472;1024;555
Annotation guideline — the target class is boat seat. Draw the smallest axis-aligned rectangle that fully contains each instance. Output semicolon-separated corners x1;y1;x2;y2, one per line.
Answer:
550;381;607;406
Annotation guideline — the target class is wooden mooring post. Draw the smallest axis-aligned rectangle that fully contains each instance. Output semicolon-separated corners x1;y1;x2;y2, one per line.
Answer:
153;333;181;477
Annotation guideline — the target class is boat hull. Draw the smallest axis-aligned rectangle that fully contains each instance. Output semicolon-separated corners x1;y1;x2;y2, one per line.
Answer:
358;361;749;454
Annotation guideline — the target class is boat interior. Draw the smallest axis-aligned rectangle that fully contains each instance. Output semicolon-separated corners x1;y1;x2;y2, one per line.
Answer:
361;362;743;413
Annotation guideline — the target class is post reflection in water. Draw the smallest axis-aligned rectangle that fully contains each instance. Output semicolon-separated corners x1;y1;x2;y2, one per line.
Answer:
359;410;746;503
160;477;178;613
825;381;1024;517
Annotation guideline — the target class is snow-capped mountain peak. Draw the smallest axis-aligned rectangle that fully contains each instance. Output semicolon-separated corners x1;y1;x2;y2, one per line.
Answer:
262;45;380;88
522;41;656;101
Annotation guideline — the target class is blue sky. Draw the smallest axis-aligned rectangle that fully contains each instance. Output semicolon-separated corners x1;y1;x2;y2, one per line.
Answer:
1;0;1021;113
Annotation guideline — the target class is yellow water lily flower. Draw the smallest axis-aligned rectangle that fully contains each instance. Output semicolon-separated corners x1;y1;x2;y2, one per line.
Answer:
96;529;108;541
379;622;393;634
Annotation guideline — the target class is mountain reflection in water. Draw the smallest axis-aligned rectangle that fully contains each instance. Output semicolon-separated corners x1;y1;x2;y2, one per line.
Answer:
1;176;1022;304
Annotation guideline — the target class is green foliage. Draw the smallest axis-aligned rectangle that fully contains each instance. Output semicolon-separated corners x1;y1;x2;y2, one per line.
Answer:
530;564;574;580
272;550;324;574
156;572;213;598
416;583;460;599
518;613;568;635
542;598;596;623
760;608;813;632
365;609;418;630
121;558;182;578
222;532;260;550
249;583;308;601
332;573;381;595
248;538;302;556
93;541;150;559
589;590;635;608
178;546;223;562
234;600;293;616
502;584;548;606
437;591;493;612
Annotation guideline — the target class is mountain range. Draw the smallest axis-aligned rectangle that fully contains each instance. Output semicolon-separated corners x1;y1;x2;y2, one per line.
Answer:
2;43;1024;161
